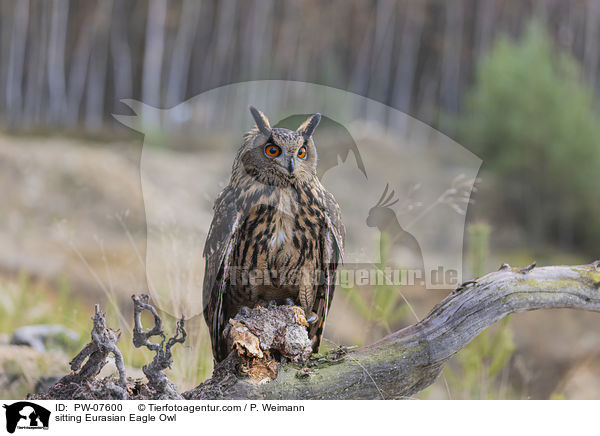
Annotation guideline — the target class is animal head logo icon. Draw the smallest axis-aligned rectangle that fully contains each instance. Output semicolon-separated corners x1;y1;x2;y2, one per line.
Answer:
3;402;51;433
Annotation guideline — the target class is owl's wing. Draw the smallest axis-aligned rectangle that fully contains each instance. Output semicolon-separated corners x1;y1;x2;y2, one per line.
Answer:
323;190;345;262
310;189;345;351
202;186;240;360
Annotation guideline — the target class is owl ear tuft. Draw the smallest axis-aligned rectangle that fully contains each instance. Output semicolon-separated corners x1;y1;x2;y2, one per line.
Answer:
249;106;271;136
297;113;322;139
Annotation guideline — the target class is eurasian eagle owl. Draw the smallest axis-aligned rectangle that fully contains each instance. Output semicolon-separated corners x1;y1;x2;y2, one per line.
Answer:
203;106;345;362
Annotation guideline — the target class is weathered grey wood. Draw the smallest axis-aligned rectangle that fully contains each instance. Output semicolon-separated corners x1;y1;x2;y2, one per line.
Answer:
184;262;600;399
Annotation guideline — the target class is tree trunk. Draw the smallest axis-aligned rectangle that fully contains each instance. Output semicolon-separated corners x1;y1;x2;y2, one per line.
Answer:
141;0;167;111
6;0;30;127
47;0;69;124
165;0;201;108
85;0;112;131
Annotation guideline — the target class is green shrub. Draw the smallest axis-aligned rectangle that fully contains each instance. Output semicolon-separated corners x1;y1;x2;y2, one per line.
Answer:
459;21;600;254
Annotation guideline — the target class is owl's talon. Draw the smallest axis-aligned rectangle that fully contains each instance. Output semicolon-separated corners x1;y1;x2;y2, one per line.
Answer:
306;312;318;323
240;306;250;316
268;300;277;308
284;298;294;306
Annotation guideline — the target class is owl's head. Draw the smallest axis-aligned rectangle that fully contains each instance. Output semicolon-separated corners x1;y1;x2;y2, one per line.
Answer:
235;106;321;186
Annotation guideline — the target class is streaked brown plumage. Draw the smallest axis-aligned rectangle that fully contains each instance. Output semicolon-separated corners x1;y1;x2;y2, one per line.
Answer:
203;106;345;362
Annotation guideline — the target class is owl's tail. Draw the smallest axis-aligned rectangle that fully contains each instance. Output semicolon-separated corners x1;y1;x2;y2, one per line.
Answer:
308;296;329;353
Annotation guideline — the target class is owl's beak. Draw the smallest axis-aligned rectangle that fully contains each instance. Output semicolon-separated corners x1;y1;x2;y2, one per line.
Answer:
287;157;295;174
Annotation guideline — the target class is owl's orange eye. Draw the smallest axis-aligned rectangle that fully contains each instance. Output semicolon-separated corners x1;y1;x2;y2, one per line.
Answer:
297;146;307;159
264;144;281;157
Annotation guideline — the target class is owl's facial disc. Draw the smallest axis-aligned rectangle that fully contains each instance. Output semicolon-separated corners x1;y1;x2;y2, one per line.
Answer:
263;140;295;176
240;122;318;185
263;129;308;176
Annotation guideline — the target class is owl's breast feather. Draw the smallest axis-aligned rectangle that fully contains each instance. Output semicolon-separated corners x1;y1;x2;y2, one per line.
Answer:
267;190;296;250
270;228;288;248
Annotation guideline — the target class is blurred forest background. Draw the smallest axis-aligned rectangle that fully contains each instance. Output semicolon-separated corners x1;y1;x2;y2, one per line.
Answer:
1;0;600;400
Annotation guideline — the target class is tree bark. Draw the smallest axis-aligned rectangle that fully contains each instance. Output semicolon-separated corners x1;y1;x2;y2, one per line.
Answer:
184;262;600;400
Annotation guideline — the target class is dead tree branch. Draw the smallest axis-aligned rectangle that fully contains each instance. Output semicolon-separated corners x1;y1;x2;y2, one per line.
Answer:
69;304;127;387
131;294;187;399
184;262;600;399
31;297;187;400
